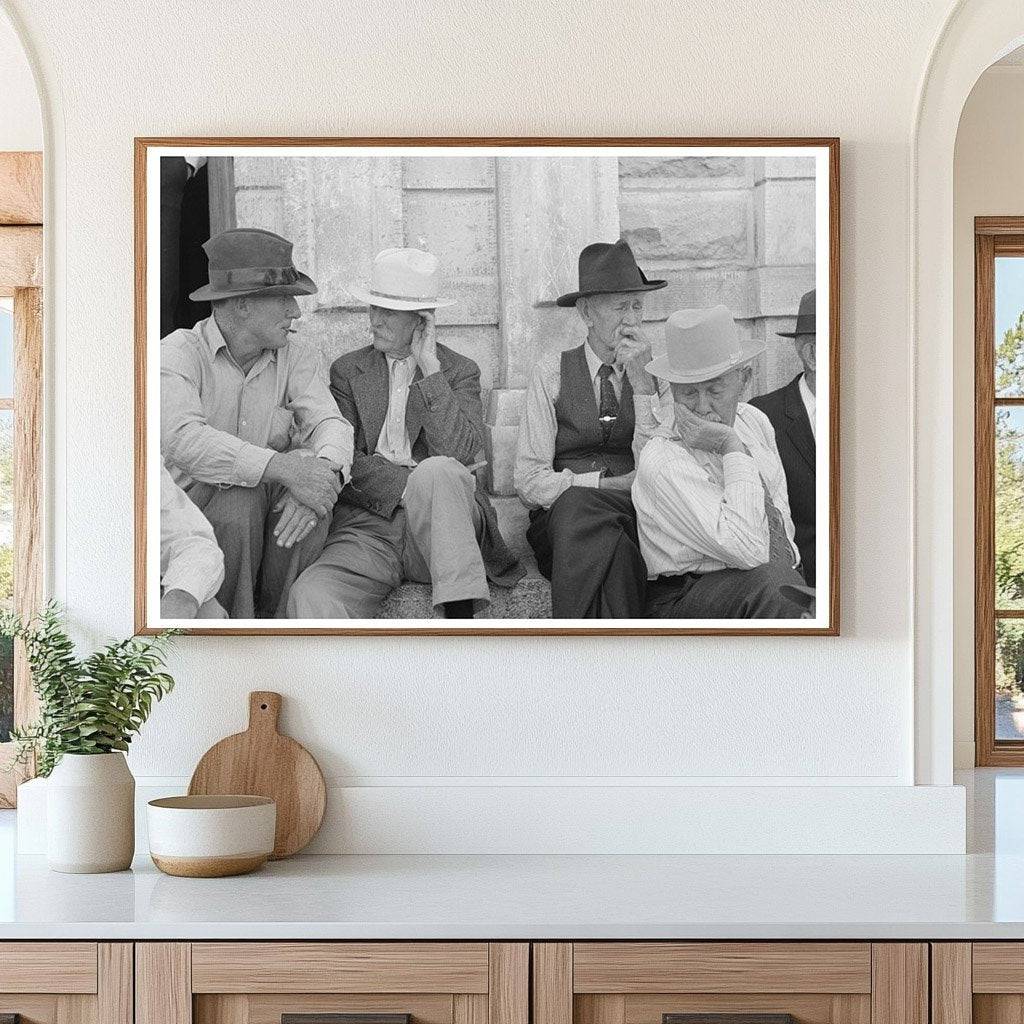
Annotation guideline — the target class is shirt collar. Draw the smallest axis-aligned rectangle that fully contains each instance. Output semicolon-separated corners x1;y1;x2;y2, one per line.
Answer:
200;315;278;375
798;372;815;411
584;342;621;382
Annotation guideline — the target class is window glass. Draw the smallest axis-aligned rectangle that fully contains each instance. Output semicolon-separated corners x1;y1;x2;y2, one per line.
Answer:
996;257;1024;397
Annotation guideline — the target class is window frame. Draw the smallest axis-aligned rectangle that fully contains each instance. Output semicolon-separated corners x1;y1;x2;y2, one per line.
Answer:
0;151;43;807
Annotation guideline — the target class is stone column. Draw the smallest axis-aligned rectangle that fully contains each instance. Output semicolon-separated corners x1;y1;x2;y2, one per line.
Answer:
486;155;620;494
751;156;817;392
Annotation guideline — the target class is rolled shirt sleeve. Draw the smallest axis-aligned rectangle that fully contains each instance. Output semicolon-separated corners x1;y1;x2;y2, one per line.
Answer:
514;355;602;510
285;343;355;481
159;464;224;606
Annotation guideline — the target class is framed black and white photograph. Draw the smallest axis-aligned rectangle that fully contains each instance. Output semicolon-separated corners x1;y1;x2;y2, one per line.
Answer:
135;137;839;635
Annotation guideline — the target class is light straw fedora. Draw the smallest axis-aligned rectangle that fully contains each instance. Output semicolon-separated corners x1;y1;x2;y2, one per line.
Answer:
645;305;765;385
348;248;455;311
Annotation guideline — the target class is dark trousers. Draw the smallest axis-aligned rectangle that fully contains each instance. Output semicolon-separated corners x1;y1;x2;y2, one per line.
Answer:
646;562;808;619
527;487;646;619
187;481;329;618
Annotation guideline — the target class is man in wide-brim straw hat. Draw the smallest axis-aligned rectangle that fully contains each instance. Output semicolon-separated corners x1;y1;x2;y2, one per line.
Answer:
514;237;668;618
161;227;354;619
749;288;817;586
288;247;523;620
633;306;810;619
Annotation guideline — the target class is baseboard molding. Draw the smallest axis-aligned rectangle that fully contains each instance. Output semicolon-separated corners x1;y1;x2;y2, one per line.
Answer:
16;778;967;856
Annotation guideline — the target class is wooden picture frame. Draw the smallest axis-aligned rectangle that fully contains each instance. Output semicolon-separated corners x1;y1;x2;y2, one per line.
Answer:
135;137;840;636
0;151;43;806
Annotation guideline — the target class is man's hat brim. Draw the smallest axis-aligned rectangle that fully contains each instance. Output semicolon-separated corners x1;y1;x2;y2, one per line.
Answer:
645;339;765;384
189;272;318;302
347;283;456;311
778;326;815;338
556;278;667;308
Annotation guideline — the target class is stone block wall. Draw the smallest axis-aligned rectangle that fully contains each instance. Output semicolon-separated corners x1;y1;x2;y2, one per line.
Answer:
229;153;817;494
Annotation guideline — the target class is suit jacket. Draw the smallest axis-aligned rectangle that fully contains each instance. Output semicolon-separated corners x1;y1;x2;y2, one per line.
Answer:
329;343;524;588
748;374;816;585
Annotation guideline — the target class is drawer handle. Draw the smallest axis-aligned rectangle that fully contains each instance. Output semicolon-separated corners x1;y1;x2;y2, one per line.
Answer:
283;1016;411;1024
664;1016;797;1024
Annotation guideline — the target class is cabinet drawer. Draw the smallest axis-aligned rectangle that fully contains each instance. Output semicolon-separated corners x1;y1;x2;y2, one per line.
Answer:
139;942;528;1024
0;942;98;993
535;943;925;1024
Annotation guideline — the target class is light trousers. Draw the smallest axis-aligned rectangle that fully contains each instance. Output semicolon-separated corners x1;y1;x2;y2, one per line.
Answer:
287;456;488;619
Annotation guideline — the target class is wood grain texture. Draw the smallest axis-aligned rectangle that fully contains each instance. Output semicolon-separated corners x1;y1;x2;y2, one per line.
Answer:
576;996;626;1024
573;943;872;994
870;945;927;1024
534;944;573;1024
0;943;97;993
972;943;1024;991
133;135;840;637
188;691;326;858
0;226;41;289
454;994;488;1024
136;943;192;1024
831;995;872;1024
97;945;133;1024
234;994;452;1024
0;152;42;224
55;994;95;1024
975;995;1024;1024
191;942;489;994
622;994;836;1024
489;943;528;1024
931;945;971;1024
194;995;248;1024
0;996;59;1024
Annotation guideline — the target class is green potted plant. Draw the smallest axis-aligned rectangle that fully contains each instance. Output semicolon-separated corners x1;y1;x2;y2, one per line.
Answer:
2;603;177;873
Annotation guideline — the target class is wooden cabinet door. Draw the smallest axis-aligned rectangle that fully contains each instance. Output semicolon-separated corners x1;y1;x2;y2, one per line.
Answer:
934;943;1024;1024
0;942;132;1024
534;944;927;1024
137;943;528;1024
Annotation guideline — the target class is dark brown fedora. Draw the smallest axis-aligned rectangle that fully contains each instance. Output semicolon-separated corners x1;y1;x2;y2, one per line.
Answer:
778;288;816;338
556;238;667;307
189;228;318;302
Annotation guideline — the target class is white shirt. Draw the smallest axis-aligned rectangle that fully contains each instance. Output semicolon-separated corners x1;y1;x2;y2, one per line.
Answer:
160;463;224;606
375;354;418;467
632;404;799;578
514;344;669;510
799;372;816;440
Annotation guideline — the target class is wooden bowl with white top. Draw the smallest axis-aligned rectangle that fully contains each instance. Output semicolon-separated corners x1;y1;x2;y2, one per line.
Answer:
147;795;276;877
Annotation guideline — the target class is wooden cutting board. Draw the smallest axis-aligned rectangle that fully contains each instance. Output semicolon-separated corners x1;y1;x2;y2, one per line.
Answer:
188;691;326;859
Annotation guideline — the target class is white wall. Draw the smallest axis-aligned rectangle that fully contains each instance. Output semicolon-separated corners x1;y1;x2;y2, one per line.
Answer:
952;64;1024;768
0;7;40;151
0;0;974;851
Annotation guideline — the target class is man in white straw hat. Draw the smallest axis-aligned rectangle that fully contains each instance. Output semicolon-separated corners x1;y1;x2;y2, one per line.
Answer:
515;238;668;618
633;306;811;619
288;248;523;620
161;228;354;619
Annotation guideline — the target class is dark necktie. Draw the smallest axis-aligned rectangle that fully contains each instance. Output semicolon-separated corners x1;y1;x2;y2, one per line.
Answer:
597;363;619;442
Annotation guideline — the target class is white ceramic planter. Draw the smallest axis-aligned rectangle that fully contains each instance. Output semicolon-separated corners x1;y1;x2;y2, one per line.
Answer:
46;752;135;873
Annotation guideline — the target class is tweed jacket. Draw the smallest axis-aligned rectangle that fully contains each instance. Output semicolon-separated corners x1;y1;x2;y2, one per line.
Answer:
329;343;524;587
748;373;816;585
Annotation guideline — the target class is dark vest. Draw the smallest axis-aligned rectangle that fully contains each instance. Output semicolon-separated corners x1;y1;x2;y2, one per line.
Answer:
552;344;635;477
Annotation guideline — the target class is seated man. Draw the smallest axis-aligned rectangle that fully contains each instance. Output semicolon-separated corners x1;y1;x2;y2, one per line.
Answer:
159;461;227;619
633;306;810;619
288;248;523;620
515;239;667;618
748;288;817;585
161;228;354;618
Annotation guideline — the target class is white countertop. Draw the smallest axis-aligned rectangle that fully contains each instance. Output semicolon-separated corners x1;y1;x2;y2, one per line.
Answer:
0;848;1022;940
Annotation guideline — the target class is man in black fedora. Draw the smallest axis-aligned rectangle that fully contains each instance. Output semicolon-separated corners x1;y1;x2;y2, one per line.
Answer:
161;228;354;619
749;288;817;585
514;238;667;618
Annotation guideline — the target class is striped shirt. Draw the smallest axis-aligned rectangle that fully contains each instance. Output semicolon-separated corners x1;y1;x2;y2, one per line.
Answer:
632;404;799;578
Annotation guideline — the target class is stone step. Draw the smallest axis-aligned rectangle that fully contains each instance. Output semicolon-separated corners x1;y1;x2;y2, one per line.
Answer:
378;495;552;619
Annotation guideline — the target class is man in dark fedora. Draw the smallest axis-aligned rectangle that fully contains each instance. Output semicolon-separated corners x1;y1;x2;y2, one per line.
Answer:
161;227;354;619
514;238;667;618
634;306;808;619
288;247;523;620
749;288;817;585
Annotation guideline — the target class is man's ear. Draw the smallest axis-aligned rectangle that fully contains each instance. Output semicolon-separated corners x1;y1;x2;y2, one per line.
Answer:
575;297;592;327
232;296;249;320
